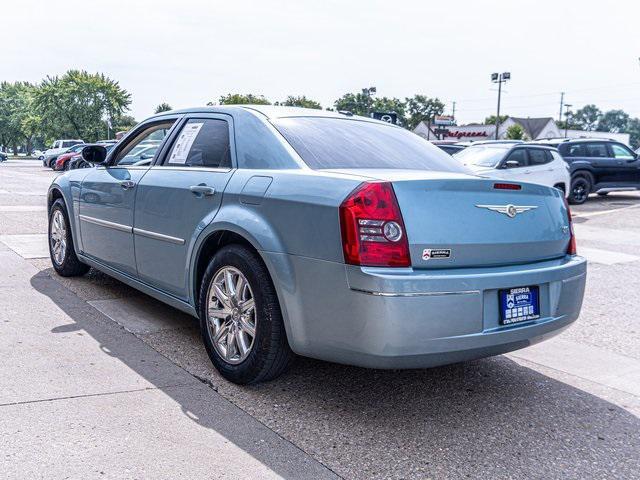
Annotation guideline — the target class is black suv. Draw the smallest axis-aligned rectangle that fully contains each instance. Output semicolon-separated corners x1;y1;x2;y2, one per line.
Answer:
534;138;640;204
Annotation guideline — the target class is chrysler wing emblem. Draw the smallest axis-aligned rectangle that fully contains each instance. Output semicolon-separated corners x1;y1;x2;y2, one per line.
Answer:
475;204;538;218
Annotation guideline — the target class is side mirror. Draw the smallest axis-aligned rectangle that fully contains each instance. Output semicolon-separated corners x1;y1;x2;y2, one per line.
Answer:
81;145;108;164
504;160;520;169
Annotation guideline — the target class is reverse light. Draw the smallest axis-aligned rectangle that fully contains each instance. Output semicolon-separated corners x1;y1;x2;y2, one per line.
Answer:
564;197;577;255
339;182;411;267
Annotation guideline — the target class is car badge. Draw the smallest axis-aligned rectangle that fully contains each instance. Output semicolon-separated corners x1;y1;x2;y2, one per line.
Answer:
475;204;538;218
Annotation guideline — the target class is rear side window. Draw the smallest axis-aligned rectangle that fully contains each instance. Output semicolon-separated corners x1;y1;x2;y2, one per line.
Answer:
166;119;231;168
585;143;608;158
565;144;585;157
271;117;468;173
528;149;549;165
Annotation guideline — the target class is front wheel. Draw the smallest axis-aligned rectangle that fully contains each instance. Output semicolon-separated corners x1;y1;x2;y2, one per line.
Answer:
198;244;293;384
48;199;90;277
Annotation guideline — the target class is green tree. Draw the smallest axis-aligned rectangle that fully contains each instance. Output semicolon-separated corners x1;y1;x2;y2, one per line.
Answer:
154;102;172;113
0;81;40;154
484;114;509;126
215;93;271;105
112;114;137;134
334;91;371;116
34;70;131;142
597;109;630;133
505;124;526;140
276;95;321;109
372;97;407;126
567;104;601;131
626;117;640;149
404;95;445;130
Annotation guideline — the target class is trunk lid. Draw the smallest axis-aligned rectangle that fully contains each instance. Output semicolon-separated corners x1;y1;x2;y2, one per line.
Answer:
327;169;571;269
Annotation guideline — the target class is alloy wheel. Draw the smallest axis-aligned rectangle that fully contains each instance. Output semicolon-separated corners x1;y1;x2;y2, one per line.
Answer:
572;179;588;203
206;267;257;365
50;210;67;265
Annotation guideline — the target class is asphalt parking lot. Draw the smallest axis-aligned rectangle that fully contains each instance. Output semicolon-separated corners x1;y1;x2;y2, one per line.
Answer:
1;159;639;479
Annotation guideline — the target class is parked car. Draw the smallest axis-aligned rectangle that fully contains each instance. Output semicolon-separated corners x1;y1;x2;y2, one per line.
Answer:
454;143;570;194
53;144;88;171
42;139;84;167
431;141;467;156
47;106;586;385
0;151;8;162
534;138;640;204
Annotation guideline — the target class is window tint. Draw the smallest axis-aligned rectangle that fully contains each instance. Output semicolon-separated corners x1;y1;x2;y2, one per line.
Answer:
566;144;585;157
528;149;549;166
585;143;608;158
454;145;509;168
166;119;231;168
62;140;80;148
504;149;527;168
114;121;175;166
611;144;634;160
271;117;468;172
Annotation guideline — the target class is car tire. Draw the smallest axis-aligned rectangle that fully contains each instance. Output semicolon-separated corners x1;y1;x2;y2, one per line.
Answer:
569;173;592;205
48;198;90;277
198;244;293;384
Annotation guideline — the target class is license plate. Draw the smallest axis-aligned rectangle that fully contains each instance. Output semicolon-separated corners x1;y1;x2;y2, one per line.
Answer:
499;286;540;325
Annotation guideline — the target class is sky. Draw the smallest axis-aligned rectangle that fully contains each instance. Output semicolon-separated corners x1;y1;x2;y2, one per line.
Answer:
1;0;639;125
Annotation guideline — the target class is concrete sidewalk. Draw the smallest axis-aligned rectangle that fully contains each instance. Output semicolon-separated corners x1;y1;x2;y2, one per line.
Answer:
0;243;338;479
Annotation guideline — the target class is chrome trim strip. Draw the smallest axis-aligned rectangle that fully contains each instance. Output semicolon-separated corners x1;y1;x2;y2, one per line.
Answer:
350;287;480;297
79;215;132;233
133;227;185;245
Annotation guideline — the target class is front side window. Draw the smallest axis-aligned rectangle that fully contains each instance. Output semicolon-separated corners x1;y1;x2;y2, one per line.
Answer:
114;121;175;166
503;149;527;168
272;117;469;173
611;144;634;160
528;149;549;166
454;145;510;168
165;119;231;168
585;143;608;158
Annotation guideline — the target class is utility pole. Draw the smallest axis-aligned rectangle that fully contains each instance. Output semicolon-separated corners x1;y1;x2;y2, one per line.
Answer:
491;72;511;140
451;101;456;122
558;92;564;123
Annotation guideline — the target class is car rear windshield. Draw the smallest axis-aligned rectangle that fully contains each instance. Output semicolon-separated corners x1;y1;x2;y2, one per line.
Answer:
453;145;510;168
271;117;469;172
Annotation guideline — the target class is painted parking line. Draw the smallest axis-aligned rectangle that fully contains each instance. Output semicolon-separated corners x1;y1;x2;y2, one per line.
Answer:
0;234;49;259
578;247;640;265
0;206;47;212
508;338;640;397
573;203;640;219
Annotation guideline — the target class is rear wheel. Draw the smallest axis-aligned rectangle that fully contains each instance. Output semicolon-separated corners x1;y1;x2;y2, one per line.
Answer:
48;199;90;277
569;174;592;205
198;244;293;384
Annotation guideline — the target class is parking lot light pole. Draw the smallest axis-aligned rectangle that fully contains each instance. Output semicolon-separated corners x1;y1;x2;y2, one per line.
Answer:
564;103;572;138
492;72;510;139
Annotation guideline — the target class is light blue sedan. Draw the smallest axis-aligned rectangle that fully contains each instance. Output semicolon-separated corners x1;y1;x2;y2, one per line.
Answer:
47;106;587;384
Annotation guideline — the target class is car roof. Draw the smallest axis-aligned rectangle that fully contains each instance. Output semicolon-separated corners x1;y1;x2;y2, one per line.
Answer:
153;105;388;125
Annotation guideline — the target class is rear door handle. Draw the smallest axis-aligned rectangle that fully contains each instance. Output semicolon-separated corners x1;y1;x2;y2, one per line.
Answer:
120;180;136;189
190;185;215;196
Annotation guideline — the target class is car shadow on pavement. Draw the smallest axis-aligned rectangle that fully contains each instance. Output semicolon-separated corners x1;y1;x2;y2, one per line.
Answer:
30;270;338;480
32;269;640;479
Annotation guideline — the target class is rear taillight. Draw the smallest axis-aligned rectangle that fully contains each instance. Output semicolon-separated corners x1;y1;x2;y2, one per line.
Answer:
564;197;577;255
339;182;411;267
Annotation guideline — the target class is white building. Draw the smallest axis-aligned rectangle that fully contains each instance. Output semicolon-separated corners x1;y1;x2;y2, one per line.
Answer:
414;117;630;144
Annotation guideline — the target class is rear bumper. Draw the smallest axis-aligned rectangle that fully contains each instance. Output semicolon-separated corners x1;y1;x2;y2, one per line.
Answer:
265;253;587;369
